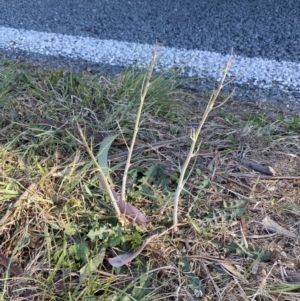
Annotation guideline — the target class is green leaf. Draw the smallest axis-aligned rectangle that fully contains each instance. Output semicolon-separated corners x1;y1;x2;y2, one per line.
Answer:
179;257;205;298
83;297;97;301
131;231;143;249
80;246;106;276
131;273;152;299
108;232;122;247
142;164;170;187
212;240;270;261
68;242;89;261
138;164;171;199
84;184;93;197
188;216;213;238
129;259;153;299
97;134;118;177
87;224;123;247
54;249;64;262
87;227;110;241
206;199;248;222
64;225;77;236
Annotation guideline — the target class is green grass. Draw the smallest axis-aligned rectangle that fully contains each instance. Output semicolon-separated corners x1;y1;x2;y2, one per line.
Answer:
0;58;300;301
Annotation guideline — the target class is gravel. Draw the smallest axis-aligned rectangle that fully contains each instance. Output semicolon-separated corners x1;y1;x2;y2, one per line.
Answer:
1;25;300;113
1;0;300;63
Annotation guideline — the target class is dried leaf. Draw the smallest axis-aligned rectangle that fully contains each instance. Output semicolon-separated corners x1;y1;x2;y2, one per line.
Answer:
220;262;244;279
52;151;81;178
117;200;147;225
40;118;106;144
251;261;259;275
108;237;151;267
107;224;176;268
286;272;300;284
0;254;23;276
180;257;205;297
97;135;119;177
95;136;147;225
240;216;249;236
0;183;37;226
262;216;298;239
97;173;147;225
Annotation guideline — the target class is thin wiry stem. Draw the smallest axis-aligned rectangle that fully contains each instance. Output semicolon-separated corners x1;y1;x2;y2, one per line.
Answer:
76;120;121;216
172;56;233;232
121;45;159;201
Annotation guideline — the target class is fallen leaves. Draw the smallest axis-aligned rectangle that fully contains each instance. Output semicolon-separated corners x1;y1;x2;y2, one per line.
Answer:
0;254;22;277
96;173;147;225
262;216;298;240
108;225;177;267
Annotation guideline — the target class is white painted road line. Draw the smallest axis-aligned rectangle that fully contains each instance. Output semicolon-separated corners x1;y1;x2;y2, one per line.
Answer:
1;26;300;92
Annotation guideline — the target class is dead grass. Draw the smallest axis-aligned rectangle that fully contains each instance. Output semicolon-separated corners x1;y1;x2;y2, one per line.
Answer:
0;59;300;301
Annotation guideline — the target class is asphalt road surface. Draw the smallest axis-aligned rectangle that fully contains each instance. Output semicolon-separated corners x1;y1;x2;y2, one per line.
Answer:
1;0;300;108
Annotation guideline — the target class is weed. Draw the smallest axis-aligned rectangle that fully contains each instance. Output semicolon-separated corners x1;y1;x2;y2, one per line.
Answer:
0;55;300;301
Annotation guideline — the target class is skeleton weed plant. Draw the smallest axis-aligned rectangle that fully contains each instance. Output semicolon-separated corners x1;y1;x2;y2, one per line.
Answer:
173;56;233;232
79;45;233;265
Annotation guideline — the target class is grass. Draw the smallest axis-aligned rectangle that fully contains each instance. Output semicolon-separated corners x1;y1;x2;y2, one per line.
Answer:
0;56;300;301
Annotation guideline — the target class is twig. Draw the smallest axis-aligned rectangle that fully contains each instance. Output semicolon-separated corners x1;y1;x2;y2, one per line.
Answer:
239;159;276;176
217;174;255;192
250;261;277;301
187;254;240;265
211;182;251;200
121;44;159;201
200;261;221;301
172;56;233;232
229;172;300;180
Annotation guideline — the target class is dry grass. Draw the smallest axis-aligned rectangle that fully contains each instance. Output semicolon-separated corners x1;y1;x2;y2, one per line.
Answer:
0;59;299;301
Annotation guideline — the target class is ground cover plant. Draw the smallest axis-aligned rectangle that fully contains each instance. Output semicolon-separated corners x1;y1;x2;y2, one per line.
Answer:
0;53;300;301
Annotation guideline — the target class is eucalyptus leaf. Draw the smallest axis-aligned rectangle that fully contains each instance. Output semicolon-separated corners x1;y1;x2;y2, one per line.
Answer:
96;173;147;225
97;134;119;177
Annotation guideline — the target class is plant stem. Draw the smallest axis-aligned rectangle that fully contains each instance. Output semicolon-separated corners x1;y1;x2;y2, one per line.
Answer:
76;120;121;216
121;45;159;200
172;56;233;232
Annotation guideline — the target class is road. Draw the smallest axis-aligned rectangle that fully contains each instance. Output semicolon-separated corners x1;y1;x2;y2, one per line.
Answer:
0;0;300;107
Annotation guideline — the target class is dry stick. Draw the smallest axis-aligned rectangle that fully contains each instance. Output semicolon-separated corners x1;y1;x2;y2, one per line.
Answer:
172;56;233;232
229;172;300;180
76;120;121;216
239;159;275;176
121;44;159;201
200;261;221;301
250;261;277;301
